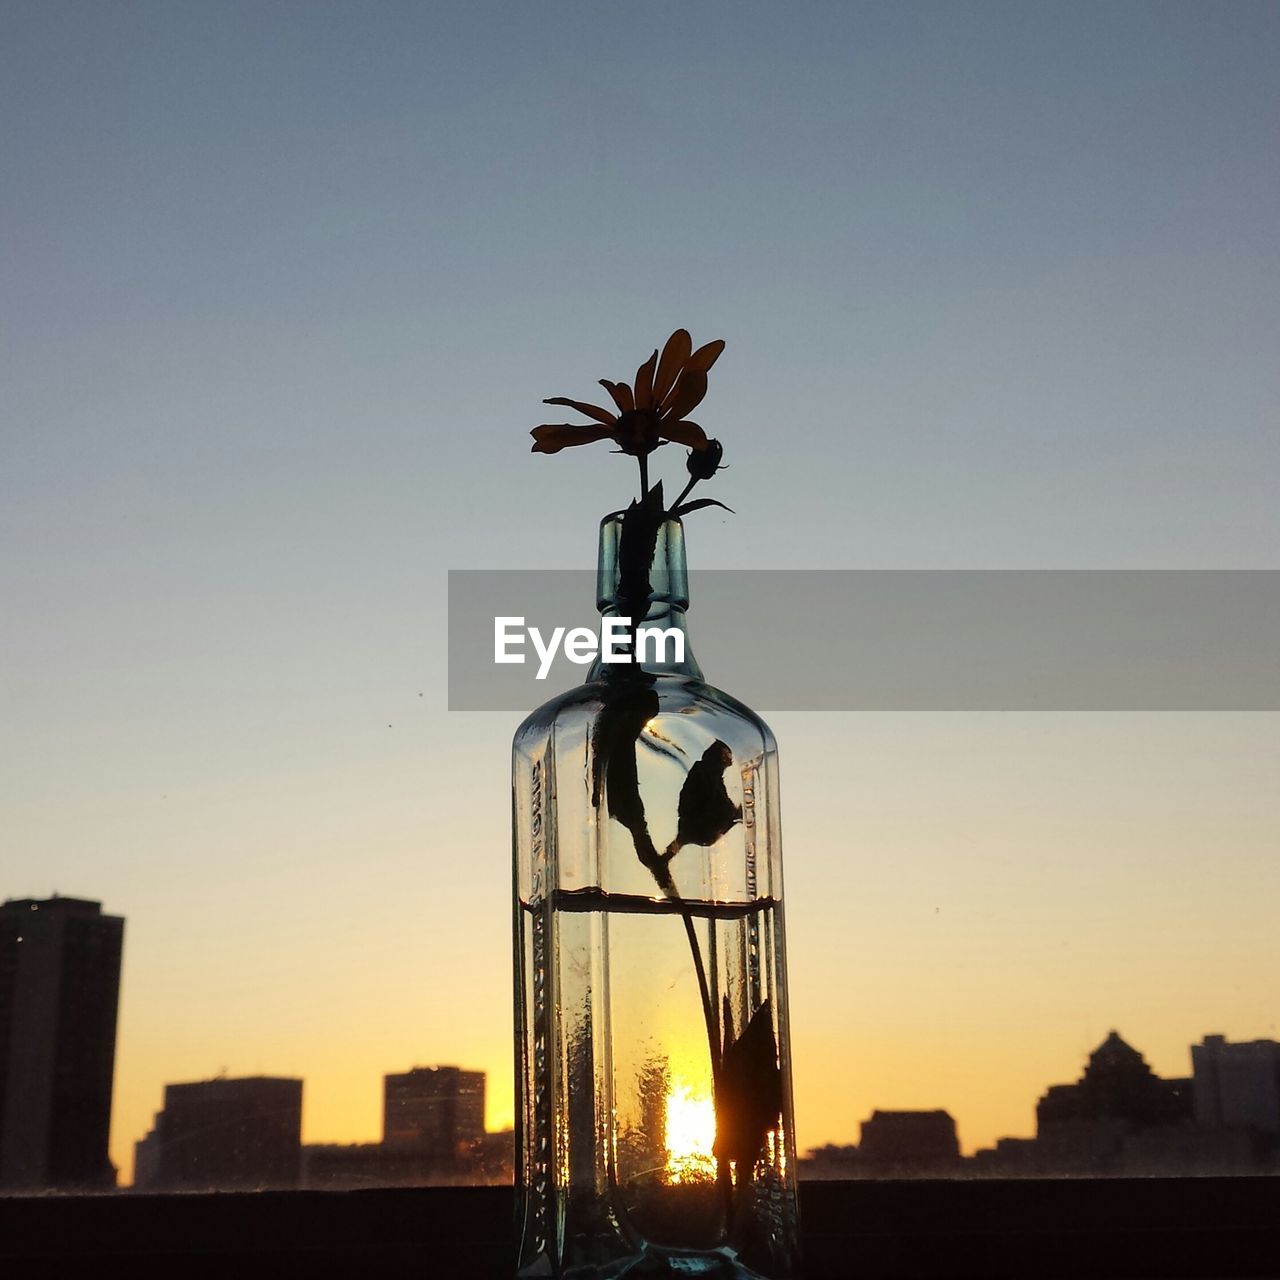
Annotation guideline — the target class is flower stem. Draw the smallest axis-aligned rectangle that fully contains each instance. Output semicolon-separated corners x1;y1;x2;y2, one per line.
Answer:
670;475;699;511
680;911;721;1088
646;862;734;1227
638;452;650;500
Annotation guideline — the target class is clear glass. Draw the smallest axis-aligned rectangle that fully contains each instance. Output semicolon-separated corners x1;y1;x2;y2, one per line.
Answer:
512;516;801;1278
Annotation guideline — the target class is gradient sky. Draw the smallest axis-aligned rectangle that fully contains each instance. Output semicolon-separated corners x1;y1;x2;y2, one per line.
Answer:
2;1;1277;1182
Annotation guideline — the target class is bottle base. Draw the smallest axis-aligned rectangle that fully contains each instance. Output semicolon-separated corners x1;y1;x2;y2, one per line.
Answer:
520;1244;784;1280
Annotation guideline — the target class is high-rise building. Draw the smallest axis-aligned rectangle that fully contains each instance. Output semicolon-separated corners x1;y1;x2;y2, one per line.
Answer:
0;896;124;1190
135;1075;303;1191
1192;1035;1280;1135
383;1066;485;1159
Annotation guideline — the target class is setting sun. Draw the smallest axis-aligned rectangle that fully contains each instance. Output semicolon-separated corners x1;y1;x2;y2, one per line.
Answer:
664;1080;717;1184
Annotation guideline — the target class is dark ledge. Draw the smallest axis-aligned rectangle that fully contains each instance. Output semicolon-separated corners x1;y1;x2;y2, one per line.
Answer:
1;1178;1278;1278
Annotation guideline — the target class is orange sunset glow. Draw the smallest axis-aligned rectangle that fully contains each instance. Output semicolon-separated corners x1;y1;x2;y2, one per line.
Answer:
2;2;1276;1217
664;1081;718;1185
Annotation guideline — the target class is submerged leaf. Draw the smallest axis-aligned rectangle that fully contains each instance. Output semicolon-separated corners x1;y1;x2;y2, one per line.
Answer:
590;683;663;876
714;1000;782;1170
670;740;741;856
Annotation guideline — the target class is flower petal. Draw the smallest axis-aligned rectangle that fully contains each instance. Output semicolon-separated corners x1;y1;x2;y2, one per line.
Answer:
685;339;725;375
530;423;614;453
661;370;708;422
599;379;635;414
542;396;617;426
656;419;708;449
633;349;658;411
652;329;692;408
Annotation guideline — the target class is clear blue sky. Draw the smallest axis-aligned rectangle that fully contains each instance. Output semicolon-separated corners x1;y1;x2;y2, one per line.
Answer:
2;1;1277;1177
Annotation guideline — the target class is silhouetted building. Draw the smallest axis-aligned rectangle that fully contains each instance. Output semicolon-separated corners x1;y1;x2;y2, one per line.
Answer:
136;1075;302;1190
384;1066;485;1160
465;1127;515;1184
303;1141;436;1189
1034;1030;1192;1173
797;1143;862;1180
1192;1035;1280;1135
303;1128;512;1189
1120;1120;1265;1175
858;1109;961;1174
132;1124;162;1190
968;1136;1040;1176
0;896;124;1190
301;1067;496;1190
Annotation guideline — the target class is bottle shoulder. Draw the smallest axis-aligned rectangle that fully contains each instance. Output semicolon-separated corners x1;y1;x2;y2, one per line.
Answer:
512;675;776;758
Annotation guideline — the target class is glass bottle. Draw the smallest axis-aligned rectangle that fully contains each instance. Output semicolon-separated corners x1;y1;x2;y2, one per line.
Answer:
512;514;801;1279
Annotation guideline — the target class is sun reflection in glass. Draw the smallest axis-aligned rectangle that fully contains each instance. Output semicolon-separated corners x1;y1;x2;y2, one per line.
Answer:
664;1079;717;1184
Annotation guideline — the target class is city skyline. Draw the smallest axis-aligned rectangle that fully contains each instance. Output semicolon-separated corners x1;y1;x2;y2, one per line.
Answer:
5;892;1275;1188
123;1029;1280;1189
3;0;1277;1196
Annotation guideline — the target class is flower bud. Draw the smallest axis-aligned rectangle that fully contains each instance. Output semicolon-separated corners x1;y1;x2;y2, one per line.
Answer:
686;438;724;480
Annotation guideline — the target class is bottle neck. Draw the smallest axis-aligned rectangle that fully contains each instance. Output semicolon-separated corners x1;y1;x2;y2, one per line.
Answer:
586;514;703;681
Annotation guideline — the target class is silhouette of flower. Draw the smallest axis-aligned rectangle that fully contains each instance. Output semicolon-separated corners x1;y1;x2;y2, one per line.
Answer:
531;328;725;456
529;330;772;1217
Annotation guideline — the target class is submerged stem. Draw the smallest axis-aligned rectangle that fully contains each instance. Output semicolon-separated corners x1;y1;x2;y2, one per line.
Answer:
680;911;720;1087
648;864;735;1226
678;906;736;1226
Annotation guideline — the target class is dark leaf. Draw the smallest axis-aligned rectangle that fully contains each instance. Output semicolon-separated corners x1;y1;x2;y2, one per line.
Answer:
714;1000;782;1169
590;683;663;876
671;740;741;854
672;497;735;518
616;482;664;623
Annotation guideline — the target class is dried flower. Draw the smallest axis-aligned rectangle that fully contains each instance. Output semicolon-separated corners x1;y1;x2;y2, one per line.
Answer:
531;328;724;456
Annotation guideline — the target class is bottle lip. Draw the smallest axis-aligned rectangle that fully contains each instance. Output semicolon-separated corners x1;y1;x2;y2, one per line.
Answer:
596;513;690;614
597;512;685;531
